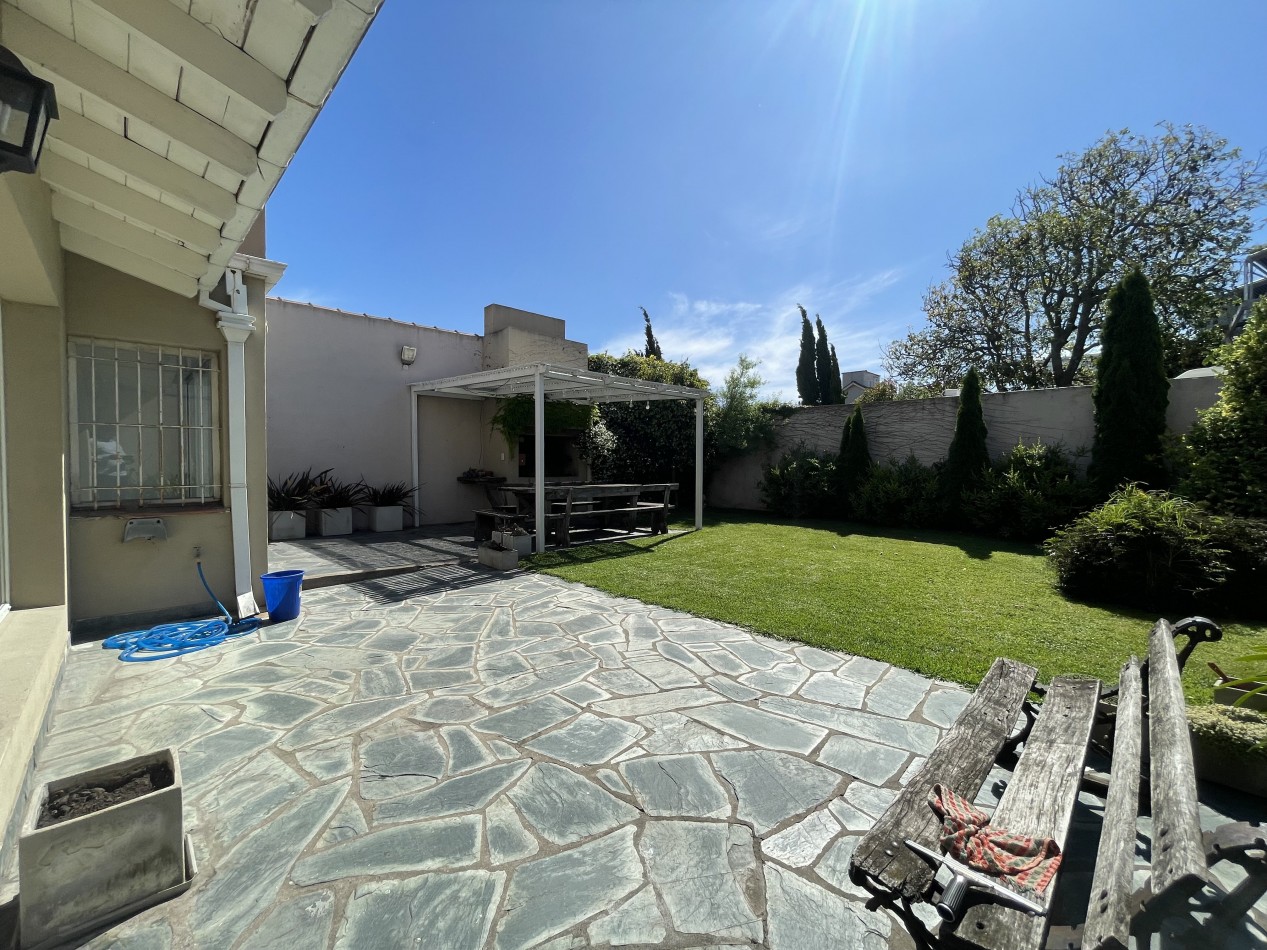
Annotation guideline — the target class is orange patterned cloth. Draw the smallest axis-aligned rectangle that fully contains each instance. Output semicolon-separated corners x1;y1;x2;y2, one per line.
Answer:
928;783;1062;894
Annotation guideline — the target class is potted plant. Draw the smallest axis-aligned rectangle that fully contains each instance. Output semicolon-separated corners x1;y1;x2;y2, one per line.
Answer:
267;468;326;541
19;748;193;949
477;540;519;571
363;480;420;533
1210;661;1267;713
493;522;532;556
312;473;366;537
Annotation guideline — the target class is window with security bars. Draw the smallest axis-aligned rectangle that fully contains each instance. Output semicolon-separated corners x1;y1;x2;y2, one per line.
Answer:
69;338;221;508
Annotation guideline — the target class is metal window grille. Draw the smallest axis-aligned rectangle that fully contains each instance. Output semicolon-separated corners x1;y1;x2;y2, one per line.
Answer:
68;338;221;508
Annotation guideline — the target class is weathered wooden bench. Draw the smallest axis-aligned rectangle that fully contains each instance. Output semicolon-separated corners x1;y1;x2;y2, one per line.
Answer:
849;616;1266;949
558;483;676;542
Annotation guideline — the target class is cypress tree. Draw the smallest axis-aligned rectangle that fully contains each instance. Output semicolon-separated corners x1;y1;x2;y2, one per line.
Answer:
828;344;844;405
837;404;872;513
795;305;820;405
941;367;990;523
815;316;834;404
1090;268;1169;493
641;307;663;360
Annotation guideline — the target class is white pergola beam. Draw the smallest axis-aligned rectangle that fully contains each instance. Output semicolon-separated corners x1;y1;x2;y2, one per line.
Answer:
86;0;288;117
60;226;198;297
51;194;207;277
51;110;238;222
40;152;222;253
2;7;257;178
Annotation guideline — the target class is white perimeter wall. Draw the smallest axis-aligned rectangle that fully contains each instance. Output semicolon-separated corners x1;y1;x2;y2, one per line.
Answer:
266;298;483;518
708;376;1223;510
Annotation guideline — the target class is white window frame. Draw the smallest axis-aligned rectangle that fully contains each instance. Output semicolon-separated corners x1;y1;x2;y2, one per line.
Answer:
68;337;222;510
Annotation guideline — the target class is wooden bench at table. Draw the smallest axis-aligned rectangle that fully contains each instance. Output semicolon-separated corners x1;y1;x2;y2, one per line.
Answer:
849;616;1265;950
553;483;676;545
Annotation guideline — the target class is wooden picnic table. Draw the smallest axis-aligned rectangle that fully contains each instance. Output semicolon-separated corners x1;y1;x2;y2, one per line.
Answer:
473;483;676;547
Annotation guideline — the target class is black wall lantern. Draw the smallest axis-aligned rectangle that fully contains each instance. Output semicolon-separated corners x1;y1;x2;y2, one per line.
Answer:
0;45;58;175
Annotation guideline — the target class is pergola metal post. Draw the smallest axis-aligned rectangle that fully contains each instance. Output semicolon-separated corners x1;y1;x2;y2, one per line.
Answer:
534;369;546;557
695;397;704;529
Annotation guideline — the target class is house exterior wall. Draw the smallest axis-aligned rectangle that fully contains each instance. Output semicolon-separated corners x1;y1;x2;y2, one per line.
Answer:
268;300;592;525
63;256;269;630
265;299;485;505
708;377;1224;510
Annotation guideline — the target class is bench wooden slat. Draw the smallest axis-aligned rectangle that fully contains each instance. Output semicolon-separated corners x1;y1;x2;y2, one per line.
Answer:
1147;618;1208;899
1082;657;1143;950
850;657;1038;899
952;676;1100;950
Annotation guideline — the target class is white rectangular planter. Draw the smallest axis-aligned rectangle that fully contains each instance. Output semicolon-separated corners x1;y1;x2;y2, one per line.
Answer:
477;545;519;571
318;506;353;536
494;531;532;556
369;505;404;532
20;749;191;949
1214;680;1267;712
268;509;306;541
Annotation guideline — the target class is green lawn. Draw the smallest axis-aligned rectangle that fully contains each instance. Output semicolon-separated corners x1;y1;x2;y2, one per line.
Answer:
527;512;1267;705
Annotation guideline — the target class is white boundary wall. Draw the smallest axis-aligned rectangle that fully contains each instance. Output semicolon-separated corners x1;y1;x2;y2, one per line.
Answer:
708;376;1222;511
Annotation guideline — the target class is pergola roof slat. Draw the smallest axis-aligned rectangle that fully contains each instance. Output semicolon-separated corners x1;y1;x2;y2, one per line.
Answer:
408;362;708;404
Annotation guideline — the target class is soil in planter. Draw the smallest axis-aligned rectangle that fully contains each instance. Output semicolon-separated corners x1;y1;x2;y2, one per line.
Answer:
37;761;174;828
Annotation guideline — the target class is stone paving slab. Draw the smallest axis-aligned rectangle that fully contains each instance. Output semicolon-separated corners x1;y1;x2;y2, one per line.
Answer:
11;563;1266;949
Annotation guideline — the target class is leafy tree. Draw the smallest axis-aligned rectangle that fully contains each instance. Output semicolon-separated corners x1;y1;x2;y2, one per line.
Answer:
1090;269;1169;492
854;378;942;406
641;307;663;359
837;404;872;511
828;345;844;404
712;355;778;461
580;352;713;502
940;368;990;522
795;305;820;405
885;124;1266;390
814;316;835;404
1183;299;1267;516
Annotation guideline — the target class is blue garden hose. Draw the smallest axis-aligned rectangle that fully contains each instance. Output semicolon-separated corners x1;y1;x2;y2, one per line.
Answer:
103;562;261;661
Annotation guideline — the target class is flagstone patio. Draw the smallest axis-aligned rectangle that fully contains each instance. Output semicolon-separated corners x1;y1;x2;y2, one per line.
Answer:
11;565;1266;949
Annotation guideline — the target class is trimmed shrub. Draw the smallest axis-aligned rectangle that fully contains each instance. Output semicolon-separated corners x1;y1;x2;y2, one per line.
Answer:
962;442;1093;542
852;456;941;528
759;446;837;519
1044;486;1267;618
940;368;989;525
836;405;872;515
1090;268;1169;492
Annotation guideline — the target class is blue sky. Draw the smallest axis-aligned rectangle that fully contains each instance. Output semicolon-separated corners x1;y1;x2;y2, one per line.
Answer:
268;0;1266;399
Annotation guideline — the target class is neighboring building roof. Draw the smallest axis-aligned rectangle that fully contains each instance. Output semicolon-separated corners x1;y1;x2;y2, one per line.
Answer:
1173;366;1224;379
409;363;708;404
3;0;383;297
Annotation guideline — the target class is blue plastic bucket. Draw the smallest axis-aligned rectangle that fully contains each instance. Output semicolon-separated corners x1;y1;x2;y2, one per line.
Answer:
260;569;304;622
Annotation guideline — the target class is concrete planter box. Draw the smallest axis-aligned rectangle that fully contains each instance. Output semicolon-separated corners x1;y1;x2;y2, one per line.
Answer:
1214;680;1267;712
268;509;306;541
477;545;519;571
494;531;532;556
19;749;193;949
369;505;404;532
1190;730;1267;799
318;507;353;536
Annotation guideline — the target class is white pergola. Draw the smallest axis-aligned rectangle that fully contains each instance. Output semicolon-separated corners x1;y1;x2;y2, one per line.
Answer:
409;362;708;555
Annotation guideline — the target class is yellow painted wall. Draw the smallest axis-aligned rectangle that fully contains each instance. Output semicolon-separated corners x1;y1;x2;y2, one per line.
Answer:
64;256;268;626
1;300;68;609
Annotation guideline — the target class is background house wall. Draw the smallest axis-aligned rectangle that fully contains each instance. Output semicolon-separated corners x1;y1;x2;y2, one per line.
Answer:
64;256;269;632
268;300;592;525
708;376;1224;510
265;299;485;510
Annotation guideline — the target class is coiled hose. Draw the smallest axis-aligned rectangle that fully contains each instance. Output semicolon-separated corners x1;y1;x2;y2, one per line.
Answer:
103;562;261;661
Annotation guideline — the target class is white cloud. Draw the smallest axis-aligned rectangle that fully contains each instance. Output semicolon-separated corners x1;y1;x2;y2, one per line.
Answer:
599;268;906;400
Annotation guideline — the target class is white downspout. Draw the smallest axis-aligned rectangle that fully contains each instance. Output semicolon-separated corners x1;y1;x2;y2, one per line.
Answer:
534;369;546;556
410;389;421;526
695;396;704;530
200;269;259;619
